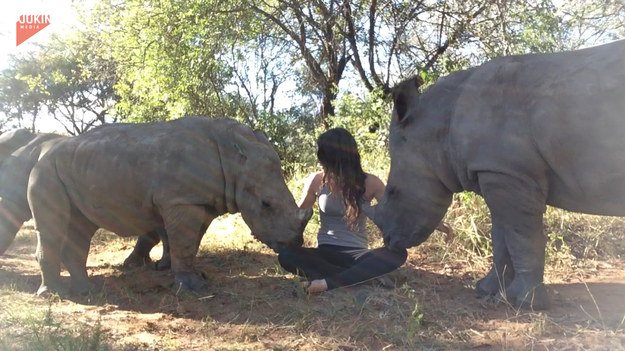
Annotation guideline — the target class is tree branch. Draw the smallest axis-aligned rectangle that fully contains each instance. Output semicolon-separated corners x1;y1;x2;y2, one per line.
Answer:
250;4;328;88
367;0;384;88
422;3;488;72
342;0;374;91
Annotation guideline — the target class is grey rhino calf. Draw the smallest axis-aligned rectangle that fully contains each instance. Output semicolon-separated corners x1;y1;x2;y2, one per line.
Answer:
0;130;167;266
372;39;625;310
28;117;311;296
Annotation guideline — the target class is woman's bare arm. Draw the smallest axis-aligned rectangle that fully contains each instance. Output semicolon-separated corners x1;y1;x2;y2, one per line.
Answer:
365;174;386;203
298;172;322;209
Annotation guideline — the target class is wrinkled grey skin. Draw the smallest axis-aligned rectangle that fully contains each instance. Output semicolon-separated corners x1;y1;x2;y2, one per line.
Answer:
28;117;311;296
0;130;168;265
0;129;37;161
0;130;64;254
372;40;625;310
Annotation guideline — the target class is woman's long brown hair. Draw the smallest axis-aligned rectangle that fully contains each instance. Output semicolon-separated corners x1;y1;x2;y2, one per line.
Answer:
316;128;366;229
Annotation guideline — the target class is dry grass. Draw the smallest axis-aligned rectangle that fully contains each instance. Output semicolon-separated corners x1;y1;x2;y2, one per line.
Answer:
0;190;625;350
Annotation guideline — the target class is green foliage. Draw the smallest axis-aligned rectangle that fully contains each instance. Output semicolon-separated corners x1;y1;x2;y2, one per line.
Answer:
39;33;119;134
408;301;425;333
332;88;392;170
466;0;565;60
88;0;251;122
0;54;49;131
0;30;119;134
4;0;622;140
516;1;565;53
254;108;318;177
557;0;625;48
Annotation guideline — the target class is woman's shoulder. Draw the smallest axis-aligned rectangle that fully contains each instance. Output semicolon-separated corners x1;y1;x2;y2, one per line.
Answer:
303;171;323;192
305;171;323;184
364;173;386;202
364;173;384;187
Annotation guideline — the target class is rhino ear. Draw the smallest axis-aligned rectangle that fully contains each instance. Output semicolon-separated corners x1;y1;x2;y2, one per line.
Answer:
394;91;409;124
253;130;271;145
393;76;421;125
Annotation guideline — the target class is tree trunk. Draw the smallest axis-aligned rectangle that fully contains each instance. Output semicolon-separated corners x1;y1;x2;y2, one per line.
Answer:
320;86;336;130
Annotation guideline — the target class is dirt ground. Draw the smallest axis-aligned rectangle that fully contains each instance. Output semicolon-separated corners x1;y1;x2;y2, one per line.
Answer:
0;222;624;350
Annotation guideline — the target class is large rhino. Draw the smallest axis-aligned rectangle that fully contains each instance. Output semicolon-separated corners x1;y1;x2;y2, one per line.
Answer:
0;130;167;265
372;40;625;310
28;117;311;296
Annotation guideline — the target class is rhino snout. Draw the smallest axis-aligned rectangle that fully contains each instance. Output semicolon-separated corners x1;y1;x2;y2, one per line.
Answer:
386;236;409;251
383;228;422;250
252;232;304;253
272;235;304;252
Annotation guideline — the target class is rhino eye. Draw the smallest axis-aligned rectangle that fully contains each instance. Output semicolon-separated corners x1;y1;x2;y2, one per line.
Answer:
261;200;271;208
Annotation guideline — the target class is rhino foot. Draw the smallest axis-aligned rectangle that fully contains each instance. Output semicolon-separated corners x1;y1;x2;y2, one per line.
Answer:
172;271;208;297
70;279;96;296
501;275;550;310
37;282;69;297
122;252;153;270
122;253;171;271
476;266;513;296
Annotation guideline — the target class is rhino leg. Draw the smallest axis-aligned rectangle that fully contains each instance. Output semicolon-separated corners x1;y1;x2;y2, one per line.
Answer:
154;223;211;273
154;227;172;270
35;228;67;296
61;207;98;295
0;201;28;255
122;230;161;269
30;162;71;296
476;225;515;296
33;203;70;296
479;173;550;310
122;227;173;270
162;205;211;295
158;224;207;270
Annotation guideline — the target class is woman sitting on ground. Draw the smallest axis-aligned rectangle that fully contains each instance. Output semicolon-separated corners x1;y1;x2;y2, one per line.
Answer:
279;127;452;293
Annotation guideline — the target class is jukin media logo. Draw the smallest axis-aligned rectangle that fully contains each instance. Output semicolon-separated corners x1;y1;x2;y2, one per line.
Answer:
16;14;51;46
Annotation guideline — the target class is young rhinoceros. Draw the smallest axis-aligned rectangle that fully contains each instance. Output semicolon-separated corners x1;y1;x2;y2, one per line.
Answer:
372;39;625;310
28;117;311;296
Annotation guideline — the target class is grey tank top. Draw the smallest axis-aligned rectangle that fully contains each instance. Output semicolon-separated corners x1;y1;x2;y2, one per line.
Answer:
317;184;369;248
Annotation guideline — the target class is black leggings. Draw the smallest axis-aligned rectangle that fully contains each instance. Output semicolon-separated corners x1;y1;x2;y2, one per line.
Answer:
278;244;408;290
